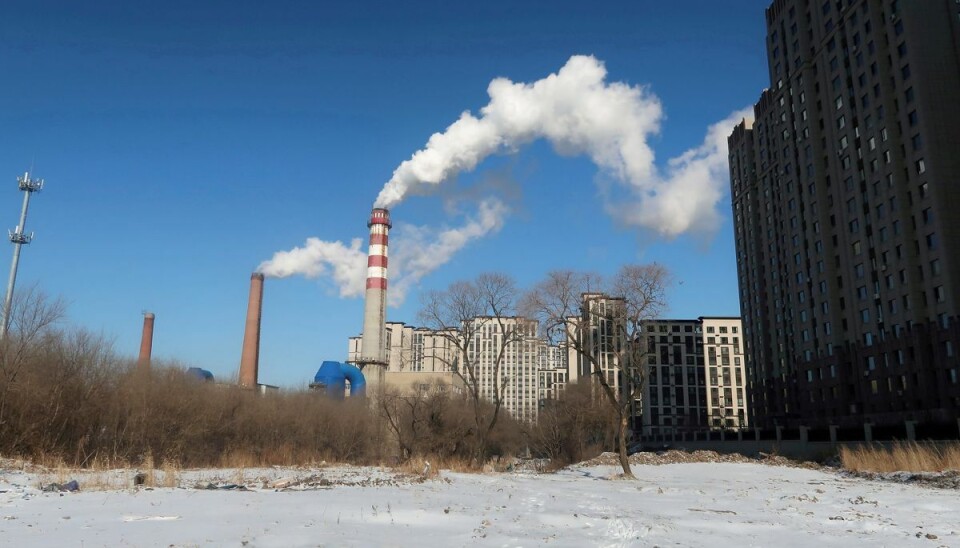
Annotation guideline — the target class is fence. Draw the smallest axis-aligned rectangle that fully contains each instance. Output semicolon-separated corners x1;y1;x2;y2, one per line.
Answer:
637;418;960;461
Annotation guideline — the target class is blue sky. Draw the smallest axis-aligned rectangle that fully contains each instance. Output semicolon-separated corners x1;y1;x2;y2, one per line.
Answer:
0;0;771;387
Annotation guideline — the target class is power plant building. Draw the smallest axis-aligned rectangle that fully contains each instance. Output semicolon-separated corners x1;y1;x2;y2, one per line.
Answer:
729;0;960;429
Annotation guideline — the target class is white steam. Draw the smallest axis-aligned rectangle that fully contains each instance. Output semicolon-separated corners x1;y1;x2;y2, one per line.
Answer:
256;198;509;305
375;54;749;238
375;55;661;212
256;238;367;297
608;107;755;237
262;55;752;303
389;198;508;305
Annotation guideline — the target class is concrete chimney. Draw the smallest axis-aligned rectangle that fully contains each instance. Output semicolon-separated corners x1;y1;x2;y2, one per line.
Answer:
238;272;264;389
137;312;155;370
359;208;391;387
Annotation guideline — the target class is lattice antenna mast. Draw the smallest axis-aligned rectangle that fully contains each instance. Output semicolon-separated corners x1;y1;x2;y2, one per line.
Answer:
1;172;44;340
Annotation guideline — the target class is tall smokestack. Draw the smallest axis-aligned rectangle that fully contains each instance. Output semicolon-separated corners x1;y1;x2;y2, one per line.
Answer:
359;208;391;386
238;272;264;389
137;312;155;370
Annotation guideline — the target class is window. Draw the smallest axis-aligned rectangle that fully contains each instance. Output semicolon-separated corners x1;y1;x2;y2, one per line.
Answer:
916;159;926;174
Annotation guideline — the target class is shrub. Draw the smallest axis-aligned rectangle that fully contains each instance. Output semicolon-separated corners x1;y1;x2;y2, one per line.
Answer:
840;441;960;473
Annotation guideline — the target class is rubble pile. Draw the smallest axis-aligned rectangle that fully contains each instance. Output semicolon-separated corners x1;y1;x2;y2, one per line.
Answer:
576;450;823;469
191;468;426;492
756;452;823;470
841;469;960;490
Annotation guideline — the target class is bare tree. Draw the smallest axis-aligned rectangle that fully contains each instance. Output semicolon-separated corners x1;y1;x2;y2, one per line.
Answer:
0;286;67;431
522;264;670;477
525;381;614;465
417;272;524;462
378;381;476;463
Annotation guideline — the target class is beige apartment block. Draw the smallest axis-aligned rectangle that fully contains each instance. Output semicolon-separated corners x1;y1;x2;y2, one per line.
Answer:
350;317;566;423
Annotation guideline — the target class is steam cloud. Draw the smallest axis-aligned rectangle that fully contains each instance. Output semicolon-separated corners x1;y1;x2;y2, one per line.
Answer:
388;198;508;305
260;55;752;303
256;239;367;298
607;107;754;236
375;54;749;237
257;198;508;304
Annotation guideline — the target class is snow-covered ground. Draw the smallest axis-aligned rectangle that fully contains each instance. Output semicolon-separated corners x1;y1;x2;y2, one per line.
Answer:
1;458;957;547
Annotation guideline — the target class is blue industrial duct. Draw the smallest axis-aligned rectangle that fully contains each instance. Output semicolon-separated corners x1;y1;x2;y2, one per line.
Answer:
312;361;366;399
187;367;214;382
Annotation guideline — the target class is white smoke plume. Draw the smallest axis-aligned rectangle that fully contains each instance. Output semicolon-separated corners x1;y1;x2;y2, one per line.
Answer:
256;198;509;305
375;55;661;211
375;54;749;238
261;55;751;303
389;198;508;305
608;107;755;237
257;238;368;297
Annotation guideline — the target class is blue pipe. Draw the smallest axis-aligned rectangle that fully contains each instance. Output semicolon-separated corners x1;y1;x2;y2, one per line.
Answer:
313;361;366;399
340;362;366;397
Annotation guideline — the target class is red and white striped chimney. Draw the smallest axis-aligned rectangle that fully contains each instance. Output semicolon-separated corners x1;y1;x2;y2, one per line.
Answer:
359;208;391;382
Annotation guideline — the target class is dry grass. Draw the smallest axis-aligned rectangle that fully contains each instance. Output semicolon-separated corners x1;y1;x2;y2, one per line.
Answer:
394;455;532;476
396;456;442;478
840;442;960;473
0;289;537;471
160;458;180;488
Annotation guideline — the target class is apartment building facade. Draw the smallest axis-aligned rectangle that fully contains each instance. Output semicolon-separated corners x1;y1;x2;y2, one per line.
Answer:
730;0;960;429
642;317;748;436
349;318;567;422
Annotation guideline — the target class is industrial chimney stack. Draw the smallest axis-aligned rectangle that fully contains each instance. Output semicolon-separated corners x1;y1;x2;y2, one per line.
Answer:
358;208;391;387
238;272;264;389
137;312;155;370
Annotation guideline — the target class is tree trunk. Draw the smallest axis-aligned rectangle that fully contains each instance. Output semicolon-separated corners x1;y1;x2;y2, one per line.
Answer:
617;412;633;478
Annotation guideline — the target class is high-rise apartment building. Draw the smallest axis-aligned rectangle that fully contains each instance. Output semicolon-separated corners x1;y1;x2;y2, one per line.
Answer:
349;317;567;422
729;0;960;429
348;322;456;375
465;317;544;423
569;294;628;395
642;317;748;436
